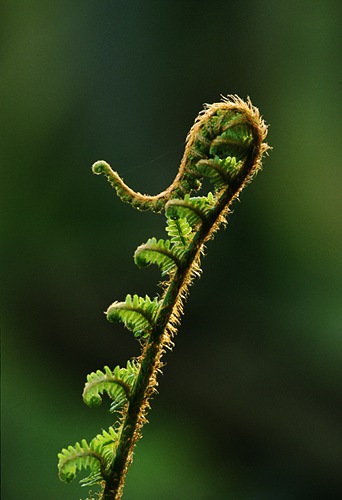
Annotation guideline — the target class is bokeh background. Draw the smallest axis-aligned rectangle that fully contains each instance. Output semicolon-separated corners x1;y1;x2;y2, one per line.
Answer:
2;1;342;499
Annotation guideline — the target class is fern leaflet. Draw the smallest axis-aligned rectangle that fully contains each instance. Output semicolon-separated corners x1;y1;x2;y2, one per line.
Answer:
83;360;139;412
165;217;194;249
165;192;216;226
134;218;194;275
58;426;118;486
134;237;180;276
197;155;242;190
106;294;160;339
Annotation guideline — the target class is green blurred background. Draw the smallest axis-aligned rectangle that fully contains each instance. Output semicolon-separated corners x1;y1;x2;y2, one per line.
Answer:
1;1;342;498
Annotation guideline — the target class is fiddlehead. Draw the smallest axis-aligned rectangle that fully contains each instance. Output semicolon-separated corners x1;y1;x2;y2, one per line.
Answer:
92;95;267;212
58;95;269;499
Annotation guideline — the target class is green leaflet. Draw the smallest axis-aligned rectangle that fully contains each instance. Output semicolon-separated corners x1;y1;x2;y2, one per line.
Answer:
106;294;160;339
134;237;180;276
83;360;139;412
165;192;216;226
208;115;255;161
165;217;194;249
134;216;195;277
58;426;118;486
197;155;243;190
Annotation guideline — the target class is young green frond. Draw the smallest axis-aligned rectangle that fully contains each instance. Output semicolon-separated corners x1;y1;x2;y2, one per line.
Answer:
59;95;269;499
83;361;140;412
106;294;160;338
134;237;180;276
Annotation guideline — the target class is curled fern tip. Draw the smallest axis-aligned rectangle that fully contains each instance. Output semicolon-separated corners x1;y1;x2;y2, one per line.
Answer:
92;160;109;175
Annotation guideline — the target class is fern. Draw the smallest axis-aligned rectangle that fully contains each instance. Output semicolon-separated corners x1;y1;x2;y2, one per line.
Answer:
58;95;270;499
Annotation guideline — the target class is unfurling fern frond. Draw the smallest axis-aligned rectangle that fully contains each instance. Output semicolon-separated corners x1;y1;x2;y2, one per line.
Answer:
165;192;216;226
197;155;242;190
83;360;139;412
106;294;160;339
134;237;180;276
58;426;118;486
59;96;270;499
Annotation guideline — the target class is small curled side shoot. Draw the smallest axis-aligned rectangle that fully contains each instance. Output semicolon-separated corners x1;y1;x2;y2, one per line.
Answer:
92;160;168;212
92;95;269;212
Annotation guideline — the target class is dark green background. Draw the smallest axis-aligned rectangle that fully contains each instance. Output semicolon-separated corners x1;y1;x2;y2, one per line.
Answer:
2;1;341;498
